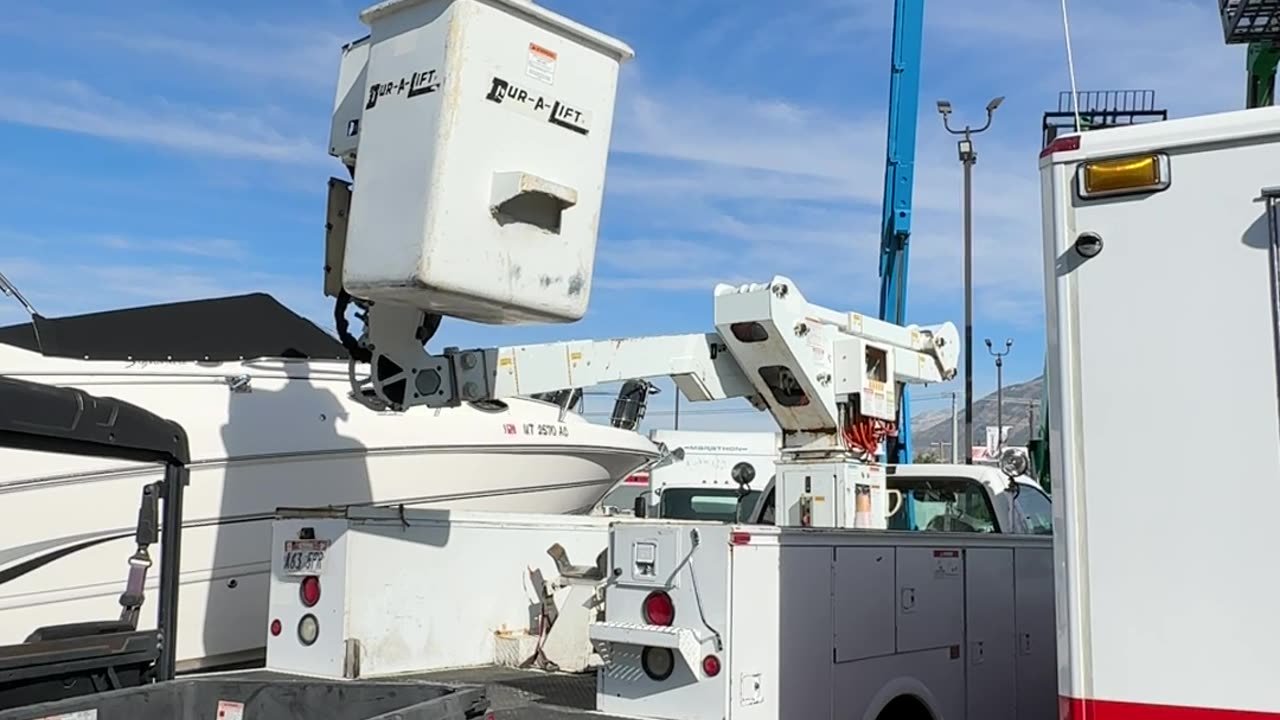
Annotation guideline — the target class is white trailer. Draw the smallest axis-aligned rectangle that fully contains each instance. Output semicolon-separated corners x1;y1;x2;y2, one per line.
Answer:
1040;107;1280;716
264;507;614;680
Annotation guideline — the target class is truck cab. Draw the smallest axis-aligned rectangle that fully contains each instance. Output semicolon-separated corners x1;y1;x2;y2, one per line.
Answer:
629;430;779;523
606;429;1051;534
745;453;1052;535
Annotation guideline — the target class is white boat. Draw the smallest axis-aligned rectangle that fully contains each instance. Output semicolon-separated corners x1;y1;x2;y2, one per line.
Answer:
0;293;658;670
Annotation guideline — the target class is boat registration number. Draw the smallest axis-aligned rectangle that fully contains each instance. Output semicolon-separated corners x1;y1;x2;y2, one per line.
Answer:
282;539;330;576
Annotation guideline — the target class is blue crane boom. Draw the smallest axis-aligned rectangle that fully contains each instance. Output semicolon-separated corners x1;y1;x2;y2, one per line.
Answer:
877;0;926;464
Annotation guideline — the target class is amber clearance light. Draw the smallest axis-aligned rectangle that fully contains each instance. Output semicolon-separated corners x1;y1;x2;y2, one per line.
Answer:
1077;153;1169;199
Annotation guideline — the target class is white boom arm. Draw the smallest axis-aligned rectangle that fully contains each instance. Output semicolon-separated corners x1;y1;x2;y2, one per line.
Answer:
356;276;958;451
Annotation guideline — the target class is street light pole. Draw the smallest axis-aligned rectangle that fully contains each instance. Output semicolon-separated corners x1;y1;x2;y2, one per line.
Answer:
985;337;1014;449
937;96;1003;463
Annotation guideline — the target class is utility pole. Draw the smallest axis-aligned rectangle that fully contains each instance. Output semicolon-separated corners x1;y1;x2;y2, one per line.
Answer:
1028;399;1037;441
937;96;1003;463
674;391;680;430
950;391;959;462
985;337;1014;449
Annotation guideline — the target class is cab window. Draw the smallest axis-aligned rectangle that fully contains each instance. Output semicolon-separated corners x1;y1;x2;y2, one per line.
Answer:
887;477;998;533
1011;486;1053;535
660;488;761;523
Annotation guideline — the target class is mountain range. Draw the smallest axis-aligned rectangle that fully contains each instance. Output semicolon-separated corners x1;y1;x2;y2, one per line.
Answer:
909;375;1044;455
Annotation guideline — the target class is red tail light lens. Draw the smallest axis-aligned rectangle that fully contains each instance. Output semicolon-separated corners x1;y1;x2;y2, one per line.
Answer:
1040;134;1081;158
300;575;321;607
643;590;675;626
702;654;721;677
270;619;282;637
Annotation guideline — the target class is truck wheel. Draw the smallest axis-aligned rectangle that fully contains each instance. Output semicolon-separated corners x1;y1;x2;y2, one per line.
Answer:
877;695;932;720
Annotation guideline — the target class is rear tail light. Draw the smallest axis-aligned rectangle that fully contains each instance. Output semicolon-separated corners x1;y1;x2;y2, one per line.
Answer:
641;646;674;681
702;654;721;677
269;619;282;637
298;613;319;646
300;575;321;607
643;591;675;626
1040;134;1081;158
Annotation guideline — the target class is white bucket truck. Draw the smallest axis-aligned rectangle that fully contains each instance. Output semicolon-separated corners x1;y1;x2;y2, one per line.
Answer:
272;0;1057;717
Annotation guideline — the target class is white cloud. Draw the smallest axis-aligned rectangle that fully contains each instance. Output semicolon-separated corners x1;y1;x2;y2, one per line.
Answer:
95;235;249;261
0;254;334;335
0;73;326;166
0;5;350;98
95;27;345;96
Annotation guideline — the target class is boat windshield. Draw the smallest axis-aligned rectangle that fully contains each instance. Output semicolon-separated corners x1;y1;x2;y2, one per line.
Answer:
660;488;762;523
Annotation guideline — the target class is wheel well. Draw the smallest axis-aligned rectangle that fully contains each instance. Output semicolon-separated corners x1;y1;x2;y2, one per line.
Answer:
876;694;933;720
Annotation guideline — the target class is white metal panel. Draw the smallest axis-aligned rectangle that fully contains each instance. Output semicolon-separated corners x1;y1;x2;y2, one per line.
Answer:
610;523;685;589
895;547;964;654
726;543;781;720
343;0;634;324
264;518;352;677
833;546;895;663
270;509;611;678
329;37;369;162
597;523;732;720
1045;115;1280;712
1040;156;1083;704
1041;106;1280;166
964;548;1016;720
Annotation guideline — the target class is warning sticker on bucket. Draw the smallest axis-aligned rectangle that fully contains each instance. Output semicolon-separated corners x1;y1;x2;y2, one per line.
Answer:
216;700;244;720
527;42;557;85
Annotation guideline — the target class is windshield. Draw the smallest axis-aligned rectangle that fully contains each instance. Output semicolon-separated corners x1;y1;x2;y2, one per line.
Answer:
660;488;761;523
1011;485;1054;535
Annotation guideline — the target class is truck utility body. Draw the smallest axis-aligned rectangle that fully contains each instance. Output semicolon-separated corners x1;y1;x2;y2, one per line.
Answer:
263;506;1056;720
1041;107;1280;716
592;521;1055;720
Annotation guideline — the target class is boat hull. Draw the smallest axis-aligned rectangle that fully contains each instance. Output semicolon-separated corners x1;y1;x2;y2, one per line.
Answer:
0;350;657;669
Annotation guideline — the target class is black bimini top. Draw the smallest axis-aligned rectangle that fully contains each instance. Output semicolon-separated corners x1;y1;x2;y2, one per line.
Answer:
0;293;348;362
0;375;190;465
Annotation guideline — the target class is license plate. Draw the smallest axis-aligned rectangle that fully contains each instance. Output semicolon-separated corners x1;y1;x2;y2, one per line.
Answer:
282;539;330;576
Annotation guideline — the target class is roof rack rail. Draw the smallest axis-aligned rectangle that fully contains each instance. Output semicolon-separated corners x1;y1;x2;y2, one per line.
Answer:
1041;89;1168;148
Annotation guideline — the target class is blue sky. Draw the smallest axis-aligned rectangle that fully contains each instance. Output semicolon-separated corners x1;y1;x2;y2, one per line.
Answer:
0;0;1245;433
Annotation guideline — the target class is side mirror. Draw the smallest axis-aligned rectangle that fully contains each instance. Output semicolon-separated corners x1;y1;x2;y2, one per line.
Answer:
998;447;1029;479
633;495;647;518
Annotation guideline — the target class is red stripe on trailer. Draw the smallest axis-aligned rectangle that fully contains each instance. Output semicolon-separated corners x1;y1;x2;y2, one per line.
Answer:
1061;696;1280;719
